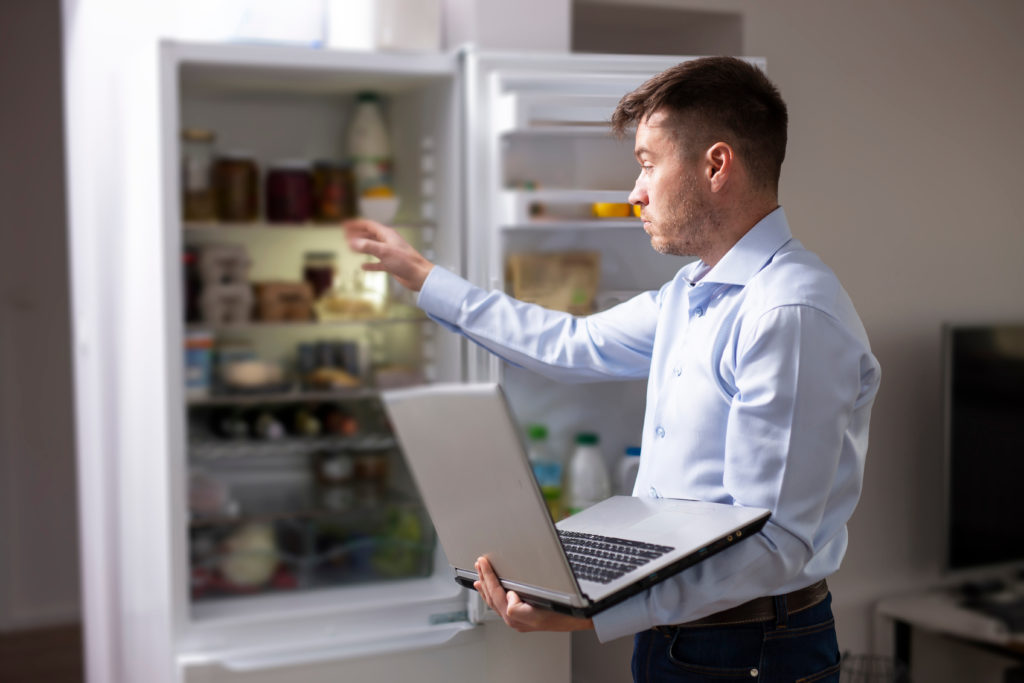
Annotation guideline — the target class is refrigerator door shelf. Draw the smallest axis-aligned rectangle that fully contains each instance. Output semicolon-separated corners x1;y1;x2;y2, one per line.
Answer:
499;189;640;229
495;92;625;135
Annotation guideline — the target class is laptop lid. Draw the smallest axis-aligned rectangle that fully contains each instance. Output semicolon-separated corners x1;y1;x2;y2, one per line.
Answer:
382;383;584;605
381;383;770;617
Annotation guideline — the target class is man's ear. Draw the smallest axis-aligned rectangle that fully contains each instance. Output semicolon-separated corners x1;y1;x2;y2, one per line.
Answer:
705;142;734;193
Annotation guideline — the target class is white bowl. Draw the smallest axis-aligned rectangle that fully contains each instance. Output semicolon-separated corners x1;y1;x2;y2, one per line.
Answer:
358;196;400;224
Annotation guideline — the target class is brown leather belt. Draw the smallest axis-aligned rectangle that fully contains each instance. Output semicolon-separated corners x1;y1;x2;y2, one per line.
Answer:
668;579;829;628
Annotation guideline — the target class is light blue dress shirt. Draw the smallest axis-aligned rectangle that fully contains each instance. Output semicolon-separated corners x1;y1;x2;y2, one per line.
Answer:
417;207;881;642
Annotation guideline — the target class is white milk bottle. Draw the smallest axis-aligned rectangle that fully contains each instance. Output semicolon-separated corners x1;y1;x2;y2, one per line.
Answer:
617;446;641;495
564;432;611;515
346;91;393;195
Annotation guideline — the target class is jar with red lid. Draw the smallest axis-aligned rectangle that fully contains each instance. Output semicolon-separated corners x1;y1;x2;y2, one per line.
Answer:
265;161;313;223
214;153;259;222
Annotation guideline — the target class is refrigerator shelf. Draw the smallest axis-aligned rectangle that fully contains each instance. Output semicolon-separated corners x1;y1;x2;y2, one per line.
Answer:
187;381;431;408
188;432;397;460
500;188;640;227
501;218;642;231
188;486;423;527
184;220;436;232
185;312;430;333
499;125;621;138
186;387;386;407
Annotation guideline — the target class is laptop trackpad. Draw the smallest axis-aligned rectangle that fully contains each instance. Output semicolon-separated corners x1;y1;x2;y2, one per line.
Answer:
625;509;704;539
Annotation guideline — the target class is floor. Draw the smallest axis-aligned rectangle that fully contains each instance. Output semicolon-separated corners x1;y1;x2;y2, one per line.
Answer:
0;623;84;683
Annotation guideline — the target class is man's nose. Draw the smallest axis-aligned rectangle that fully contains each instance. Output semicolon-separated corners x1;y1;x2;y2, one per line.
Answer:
628;178;646;207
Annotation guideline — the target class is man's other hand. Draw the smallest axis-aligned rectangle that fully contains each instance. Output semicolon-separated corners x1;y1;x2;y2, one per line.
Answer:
473;556;595;633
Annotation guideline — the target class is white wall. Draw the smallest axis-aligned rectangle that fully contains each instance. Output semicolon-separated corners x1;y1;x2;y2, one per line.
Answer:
572;0;1024;678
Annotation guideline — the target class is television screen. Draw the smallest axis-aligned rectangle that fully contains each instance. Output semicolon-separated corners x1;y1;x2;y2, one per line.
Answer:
945;324;1024;570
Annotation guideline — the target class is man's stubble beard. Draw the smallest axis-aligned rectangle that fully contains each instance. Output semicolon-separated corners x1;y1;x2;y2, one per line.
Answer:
649;172;719;259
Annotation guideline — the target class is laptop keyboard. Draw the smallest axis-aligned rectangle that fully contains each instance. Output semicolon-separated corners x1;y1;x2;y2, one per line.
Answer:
558;530;674;584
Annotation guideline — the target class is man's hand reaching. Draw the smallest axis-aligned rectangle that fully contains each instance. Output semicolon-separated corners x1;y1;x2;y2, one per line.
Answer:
343;218;435;292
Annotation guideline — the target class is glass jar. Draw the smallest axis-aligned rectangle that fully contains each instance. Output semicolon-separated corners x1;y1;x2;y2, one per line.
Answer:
214;153;259;222
312;161;356;223
181;128;216;222
265;161;313;223
303;251;337;299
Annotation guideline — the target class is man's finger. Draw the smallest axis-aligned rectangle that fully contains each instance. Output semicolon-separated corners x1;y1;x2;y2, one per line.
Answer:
476;557;508;616
349;237;385;260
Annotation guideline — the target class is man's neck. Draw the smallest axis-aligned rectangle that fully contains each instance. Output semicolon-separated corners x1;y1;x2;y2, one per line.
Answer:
700;198;779;268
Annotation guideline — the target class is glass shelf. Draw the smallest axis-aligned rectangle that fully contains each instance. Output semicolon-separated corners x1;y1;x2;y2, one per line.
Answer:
187;387;379;407
185;312;430;333
188;432;397;460
184;219;435;232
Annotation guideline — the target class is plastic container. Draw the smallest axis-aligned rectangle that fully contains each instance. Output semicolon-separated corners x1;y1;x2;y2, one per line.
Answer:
617;446;641;495
564;432;611;515
525;424;562;520
346;92;393;196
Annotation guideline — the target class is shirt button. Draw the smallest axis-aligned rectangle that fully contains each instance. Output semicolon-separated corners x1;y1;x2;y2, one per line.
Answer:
749;669;758;678
648;487;658;498
655;426;666;439
695;306;704;317
673;366;682;377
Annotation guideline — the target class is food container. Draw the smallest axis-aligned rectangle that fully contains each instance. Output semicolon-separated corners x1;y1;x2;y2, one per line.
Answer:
313;161;356;222
265;161;313;223
358;194;400;224
185;331;215;398
214;153;259;222
181;128;217;221
303;251;337;299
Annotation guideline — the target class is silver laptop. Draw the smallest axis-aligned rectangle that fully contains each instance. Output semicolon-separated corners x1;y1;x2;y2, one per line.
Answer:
381;383;770;618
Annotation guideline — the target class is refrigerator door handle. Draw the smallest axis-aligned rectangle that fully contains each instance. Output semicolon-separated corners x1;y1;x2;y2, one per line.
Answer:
197;621;478;673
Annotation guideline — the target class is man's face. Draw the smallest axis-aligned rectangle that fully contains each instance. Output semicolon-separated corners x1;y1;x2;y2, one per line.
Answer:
628;111;715;258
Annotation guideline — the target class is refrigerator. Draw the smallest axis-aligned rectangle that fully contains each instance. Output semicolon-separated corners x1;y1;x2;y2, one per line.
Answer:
69;40;725;682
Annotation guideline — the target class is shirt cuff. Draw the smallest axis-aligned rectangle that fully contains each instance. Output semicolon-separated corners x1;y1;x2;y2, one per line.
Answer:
592;593;652;643
416;266;474;323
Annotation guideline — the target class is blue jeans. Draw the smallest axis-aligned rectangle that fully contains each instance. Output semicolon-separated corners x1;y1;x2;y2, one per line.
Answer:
631;592;841;682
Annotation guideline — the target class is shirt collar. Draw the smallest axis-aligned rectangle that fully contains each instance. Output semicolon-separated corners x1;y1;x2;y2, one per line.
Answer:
683;206;793;287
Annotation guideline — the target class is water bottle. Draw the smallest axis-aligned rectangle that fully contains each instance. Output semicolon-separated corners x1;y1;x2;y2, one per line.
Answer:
617;446;641;495
525;424;562;520
564;432;611;515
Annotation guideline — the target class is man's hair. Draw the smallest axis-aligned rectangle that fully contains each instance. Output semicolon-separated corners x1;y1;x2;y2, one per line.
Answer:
611;56;788;193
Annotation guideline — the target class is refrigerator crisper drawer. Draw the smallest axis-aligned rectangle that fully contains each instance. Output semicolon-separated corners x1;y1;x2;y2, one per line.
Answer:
189;494;437;601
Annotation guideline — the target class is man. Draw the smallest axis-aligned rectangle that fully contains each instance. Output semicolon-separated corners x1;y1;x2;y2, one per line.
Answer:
345;57;880;682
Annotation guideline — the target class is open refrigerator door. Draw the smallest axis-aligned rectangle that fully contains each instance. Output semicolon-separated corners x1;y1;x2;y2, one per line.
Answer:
161;42;482;679
462;51;716;495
